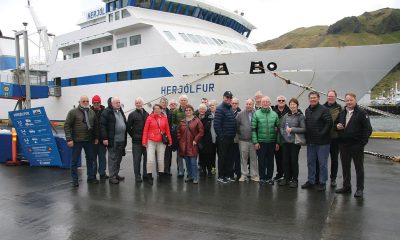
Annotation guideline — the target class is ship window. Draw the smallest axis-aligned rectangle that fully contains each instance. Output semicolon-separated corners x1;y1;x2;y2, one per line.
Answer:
130;35;141;46
92;48;101;54
193;7;200;18
54;77;61;86
109;13;114;22
115;11;120;20
163;31;176;41
70;78;77;86
103;45;112;52
179;33;190;42
195;35;207;44
137;0;151;8
117;38;127;48
122;0;129;8
105;74;111;82
154;0;162;10
217;39;224;45
212;38;221;46
131;70;142;80
168;2;178;13
110;2;115;11
117;71;128;81
186;6;195;16
122;9;130;18
187;34;199;43
177;4;186;15
160;1;169;11
204;36;215;45
72;52;80;58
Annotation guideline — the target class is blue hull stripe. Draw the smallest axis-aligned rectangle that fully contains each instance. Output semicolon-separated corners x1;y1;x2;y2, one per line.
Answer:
50;66;173;87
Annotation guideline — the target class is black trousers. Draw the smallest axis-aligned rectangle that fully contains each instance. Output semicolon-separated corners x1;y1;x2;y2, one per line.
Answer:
339;144;365;191
217;138;234;178
274;146;284;178
258;142;275;180
199;151;213;174
282;143;301;181
164;145;172;173
330;139;340;180
230;143;241;178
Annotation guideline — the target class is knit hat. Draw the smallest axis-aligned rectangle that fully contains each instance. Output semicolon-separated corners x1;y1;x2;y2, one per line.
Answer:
92;95;101;103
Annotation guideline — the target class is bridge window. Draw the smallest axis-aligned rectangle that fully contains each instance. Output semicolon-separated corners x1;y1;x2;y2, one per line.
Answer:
109;13;114;22
163;31;176;41
212;38;221;46
92;48;101;54
72;52;80;58
187;34;199;43
195;35;207;44
179;33;190;42
117;38;127;48
103;45;112;52
122;9;130;18
204;36;215;45
130;35;141;46
122;0;129;8
137;0;151;8
115;11;120;20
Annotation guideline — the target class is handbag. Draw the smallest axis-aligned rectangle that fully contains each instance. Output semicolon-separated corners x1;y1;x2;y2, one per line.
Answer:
156;119;169;145
294;133;306;146
186;119;203;150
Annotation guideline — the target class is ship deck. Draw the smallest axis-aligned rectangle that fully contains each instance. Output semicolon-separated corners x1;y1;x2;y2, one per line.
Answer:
0;138;399;240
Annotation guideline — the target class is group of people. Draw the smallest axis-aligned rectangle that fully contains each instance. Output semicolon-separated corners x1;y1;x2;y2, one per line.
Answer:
64;89;372;198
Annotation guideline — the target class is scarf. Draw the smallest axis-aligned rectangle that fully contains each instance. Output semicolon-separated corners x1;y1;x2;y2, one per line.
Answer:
79;106;91;130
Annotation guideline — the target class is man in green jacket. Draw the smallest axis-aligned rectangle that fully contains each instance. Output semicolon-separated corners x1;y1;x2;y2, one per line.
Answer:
64;95;99;187
172;94;189;177
252;96;280;185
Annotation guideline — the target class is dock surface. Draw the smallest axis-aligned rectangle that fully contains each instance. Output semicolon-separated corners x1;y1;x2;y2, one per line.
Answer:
0;139;399;240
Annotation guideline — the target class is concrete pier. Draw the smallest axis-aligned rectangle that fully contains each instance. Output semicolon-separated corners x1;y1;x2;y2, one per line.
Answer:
0;139;399;240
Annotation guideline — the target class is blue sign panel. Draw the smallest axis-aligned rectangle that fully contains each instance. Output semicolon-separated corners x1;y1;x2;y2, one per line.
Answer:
8;107;62;167
0;82;13;98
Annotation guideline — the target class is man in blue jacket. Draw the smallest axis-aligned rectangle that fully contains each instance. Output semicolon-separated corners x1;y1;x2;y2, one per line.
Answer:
214;91;237;183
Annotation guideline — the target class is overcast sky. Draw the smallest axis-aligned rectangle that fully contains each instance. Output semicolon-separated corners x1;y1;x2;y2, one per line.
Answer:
1;0;399;44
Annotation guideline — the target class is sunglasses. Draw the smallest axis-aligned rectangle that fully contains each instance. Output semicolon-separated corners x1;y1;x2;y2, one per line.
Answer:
278;100;285;102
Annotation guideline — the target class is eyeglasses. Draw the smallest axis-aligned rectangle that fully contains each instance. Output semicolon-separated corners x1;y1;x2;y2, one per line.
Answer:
82;100;89;103
277;100;285;102
185;109;193;112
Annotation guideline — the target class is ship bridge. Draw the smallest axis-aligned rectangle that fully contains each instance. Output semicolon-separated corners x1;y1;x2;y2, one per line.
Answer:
101;0;256;38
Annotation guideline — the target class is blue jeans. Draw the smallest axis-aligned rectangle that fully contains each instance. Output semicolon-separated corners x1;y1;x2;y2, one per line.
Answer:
93;143;107;176
184;156;198;181
307;144;330;185
71;141;95;183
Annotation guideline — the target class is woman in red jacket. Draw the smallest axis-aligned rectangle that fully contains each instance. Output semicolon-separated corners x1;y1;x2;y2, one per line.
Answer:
142;104;172;184
177;105;204;184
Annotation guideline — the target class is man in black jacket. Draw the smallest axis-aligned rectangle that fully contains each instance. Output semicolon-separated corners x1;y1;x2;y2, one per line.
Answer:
91;95;108;180
100;97;127;184
127;97;149;182
272;95;290;181
335;93;372;198
323;90;342;187
302;91;332;192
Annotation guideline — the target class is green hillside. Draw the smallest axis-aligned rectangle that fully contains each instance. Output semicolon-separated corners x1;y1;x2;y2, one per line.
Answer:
256;8;400;98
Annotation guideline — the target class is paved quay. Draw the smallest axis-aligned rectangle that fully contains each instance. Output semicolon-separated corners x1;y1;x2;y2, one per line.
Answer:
0;139;399;240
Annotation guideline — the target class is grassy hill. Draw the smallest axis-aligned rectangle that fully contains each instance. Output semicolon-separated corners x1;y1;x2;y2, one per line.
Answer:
256;8;400;98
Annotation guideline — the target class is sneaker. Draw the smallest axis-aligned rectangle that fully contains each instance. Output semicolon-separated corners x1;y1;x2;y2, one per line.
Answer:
289;181;298;188
193;180;199;184
227;177;235;182
331;179;337;188
178;174;184;178
116;175;125;181
238;176;247;182
267;179;275;185
185;177;193;183
278;179;288;186
100;174;109;180
135;177;143;183
316;184;326;192
217;177;224;183
335;187;352;194
109;177;119;184
222;177;229;184
273;175;283;181
251;176;260;182
87;179;99;184
72;182;79;188
301;181;314;189
354;190;363;198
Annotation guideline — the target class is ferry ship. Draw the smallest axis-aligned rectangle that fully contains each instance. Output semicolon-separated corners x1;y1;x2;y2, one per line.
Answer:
1;0;400;120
